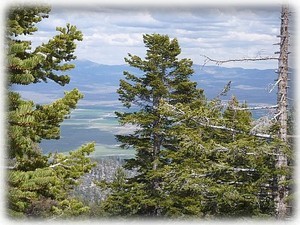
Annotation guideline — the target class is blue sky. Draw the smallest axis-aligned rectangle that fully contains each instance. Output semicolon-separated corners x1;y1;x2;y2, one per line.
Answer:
25;5;283;69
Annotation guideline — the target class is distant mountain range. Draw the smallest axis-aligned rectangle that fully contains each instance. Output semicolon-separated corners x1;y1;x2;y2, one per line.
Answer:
12;59;295;108
11;59;295;154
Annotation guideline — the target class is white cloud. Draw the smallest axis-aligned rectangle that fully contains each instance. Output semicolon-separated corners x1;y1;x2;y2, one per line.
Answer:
225;31;275;42
111;11;163;29
234;84;264;91
84;33;142;46
31;6;281;69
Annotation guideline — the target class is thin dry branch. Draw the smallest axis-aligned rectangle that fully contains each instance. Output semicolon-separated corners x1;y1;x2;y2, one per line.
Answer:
165;103;273;139
268;79;282;93
233;105;278;111
6;159;70;170
196;120;272;139
49;159;69;168
201;55;278;67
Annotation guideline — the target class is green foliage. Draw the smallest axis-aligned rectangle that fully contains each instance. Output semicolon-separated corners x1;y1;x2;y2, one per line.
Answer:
116;33;203;168
8;143;95;218
8;89;83;161
7;6;50;36
152;97;292;218
6;5;95;218
104;33;284;218
102;33;204;217
7;6;83;86
6;6;292;219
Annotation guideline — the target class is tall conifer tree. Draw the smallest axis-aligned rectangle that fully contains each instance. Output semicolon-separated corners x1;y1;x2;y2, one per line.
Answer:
7;6;95;218
155;96;291;218
102;34;204;216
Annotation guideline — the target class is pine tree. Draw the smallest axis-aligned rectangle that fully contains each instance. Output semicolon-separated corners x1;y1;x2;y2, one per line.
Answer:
156;96;291;218
100;34;292;219
101;34;204;216
7;5;95;218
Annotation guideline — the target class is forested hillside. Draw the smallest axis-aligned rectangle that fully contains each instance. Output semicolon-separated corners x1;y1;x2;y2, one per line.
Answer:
6;4;294;221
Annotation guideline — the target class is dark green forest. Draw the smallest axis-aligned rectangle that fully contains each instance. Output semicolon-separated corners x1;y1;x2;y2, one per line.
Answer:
6;5;294;220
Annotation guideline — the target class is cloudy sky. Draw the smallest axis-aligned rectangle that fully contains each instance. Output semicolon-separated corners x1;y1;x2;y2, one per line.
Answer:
29;5;284;69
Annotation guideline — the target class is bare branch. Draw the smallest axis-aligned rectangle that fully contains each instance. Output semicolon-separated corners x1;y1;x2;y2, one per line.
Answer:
49;159;69;168
201;55;278;66
199;121;272;139
6;166;15;170
272;111;282;122
268;79;282;93
164;103;273;139
233;105;278;111
6;159;70;170
233;168;256;172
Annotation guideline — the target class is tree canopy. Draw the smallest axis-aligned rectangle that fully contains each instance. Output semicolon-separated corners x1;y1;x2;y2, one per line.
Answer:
7;5;95;218
100;34;293;219
101;34;204;216
6;5;293;220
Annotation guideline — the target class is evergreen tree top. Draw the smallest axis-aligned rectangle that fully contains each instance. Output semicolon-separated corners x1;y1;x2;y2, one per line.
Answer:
7;5;83;86
7;6;50;36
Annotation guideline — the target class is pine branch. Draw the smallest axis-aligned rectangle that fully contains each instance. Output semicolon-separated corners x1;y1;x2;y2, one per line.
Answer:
8;121;33;127
217;81;231;98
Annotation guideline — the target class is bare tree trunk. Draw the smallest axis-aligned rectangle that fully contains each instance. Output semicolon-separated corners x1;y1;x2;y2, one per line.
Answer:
199;5;291;218
275;5;289;219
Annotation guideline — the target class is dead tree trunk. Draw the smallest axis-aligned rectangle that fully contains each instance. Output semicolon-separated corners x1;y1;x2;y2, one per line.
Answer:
199;6;291;218
274;5;289;219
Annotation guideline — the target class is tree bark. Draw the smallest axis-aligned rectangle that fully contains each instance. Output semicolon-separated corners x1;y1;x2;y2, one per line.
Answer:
275;5;289;219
